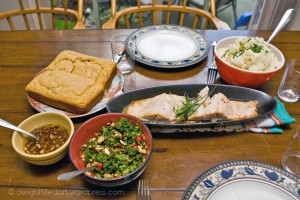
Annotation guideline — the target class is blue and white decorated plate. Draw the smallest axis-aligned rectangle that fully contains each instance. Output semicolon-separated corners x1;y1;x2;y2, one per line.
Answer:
125;25;208;68
182;160;300;200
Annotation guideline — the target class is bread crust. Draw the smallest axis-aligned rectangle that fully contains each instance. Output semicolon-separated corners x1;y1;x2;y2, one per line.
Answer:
25;50;117;114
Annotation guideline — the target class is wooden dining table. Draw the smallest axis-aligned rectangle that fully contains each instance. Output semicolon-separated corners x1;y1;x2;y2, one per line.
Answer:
0;29;299;200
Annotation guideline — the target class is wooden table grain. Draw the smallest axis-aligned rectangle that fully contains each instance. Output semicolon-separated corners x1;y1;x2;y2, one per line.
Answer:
0;30;299;200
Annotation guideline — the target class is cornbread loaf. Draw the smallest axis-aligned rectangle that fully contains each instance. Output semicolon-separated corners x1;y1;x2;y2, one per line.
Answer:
25;50;117;114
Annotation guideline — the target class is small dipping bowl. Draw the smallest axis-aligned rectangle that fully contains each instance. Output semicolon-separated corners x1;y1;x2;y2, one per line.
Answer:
12;112;74;165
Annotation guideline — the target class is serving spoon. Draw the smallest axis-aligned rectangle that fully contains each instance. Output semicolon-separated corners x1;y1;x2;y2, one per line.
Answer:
0;119;39;140
267;9;295;44
58;168;91;181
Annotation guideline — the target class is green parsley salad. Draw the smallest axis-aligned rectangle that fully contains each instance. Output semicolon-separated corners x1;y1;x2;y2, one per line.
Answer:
80;118;147;179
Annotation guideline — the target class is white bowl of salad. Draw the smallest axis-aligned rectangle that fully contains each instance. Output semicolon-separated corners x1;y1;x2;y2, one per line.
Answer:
69;113;153;187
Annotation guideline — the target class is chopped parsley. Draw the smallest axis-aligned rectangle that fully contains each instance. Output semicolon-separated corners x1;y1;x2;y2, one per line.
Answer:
249;43;264;53
223;37;268;59
80;118;147;179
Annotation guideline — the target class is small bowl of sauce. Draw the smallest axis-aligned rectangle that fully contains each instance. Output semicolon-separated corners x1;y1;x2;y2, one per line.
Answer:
12;112;74;165
24;124;69;155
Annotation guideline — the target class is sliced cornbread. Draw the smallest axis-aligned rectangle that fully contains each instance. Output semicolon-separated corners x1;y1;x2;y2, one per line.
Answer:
25;50;117;113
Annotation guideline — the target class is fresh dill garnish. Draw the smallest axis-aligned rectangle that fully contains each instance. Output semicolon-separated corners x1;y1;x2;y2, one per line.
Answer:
232;41;246;58
222;49;230;58
233;49;245;58
173;86;217;121
254;37;260;43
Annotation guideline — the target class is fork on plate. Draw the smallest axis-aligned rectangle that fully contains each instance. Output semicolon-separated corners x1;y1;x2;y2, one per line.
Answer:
207;41;218;84
137;179;151;200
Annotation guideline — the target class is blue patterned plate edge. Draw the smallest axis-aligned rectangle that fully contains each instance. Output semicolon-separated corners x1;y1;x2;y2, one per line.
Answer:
182;160;300;200
125;25;209;68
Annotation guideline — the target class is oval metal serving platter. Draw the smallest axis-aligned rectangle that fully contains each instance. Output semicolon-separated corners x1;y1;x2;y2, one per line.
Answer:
106;84;277;130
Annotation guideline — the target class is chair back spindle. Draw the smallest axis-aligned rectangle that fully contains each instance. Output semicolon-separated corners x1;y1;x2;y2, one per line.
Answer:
103;0;230;30
0;0;85;31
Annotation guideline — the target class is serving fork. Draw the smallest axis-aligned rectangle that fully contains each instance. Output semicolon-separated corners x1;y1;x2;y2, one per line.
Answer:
207;41;218;84
137;179;151;200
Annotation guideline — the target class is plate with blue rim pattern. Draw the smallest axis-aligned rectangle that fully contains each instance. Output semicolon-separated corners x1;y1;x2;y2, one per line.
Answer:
125;25;209;68
182;160;300;200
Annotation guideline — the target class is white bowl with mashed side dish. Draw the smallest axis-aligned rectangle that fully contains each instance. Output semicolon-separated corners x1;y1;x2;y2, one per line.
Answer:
214;36;285;88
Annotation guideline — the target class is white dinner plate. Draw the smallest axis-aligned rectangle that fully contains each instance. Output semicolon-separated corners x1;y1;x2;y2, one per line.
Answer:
182;160;300;200
27;70;124;119
126;25;208;68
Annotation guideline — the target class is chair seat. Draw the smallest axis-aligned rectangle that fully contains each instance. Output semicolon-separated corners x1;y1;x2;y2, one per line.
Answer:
234;11;253;30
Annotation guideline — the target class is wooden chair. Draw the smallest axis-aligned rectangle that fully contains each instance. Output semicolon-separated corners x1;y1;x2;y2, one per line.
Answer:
102;0;230;30
0;0;85;31
188;0;237;24
216;0;237;23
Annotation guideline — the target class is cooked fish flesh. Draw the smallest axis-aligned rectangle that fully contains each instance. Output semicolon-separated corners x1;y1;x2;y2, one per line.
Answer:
189;92;258;121
125;87;258;122
125;93;185;122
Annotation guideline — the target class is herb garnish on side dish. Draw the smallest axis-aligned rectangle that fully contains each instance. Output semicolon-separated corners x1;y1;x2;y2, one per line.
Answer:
222;37;267;58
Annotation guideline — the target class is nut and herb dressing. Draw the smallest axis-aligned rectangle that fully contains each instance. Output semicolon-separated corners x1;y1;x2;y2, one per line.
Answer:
23;124;69;155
